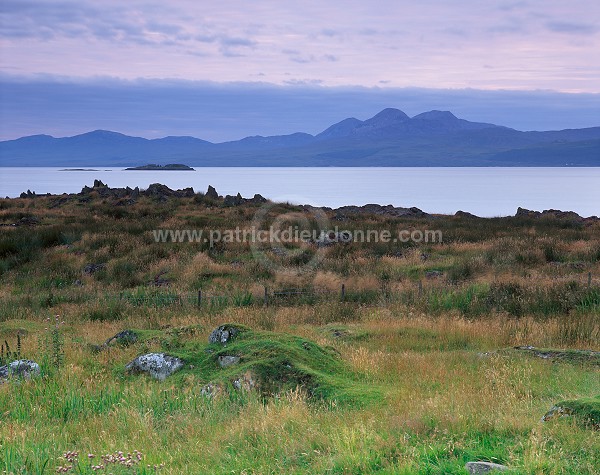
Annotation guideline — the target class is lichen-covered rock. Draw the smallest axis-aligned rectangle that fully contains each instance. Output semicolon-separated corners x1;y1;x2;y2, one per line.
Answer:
465;462;509;474
200;371;257;399
218;355;241;368
0;360;41;380
200;382;223;398
232;371;257;392
209;325;243;345
125;353;184;380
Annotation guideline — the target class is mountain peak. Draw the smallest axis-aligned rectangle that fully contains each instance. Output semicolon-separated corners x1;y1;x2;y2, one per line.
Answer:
367;108;410;123
316;117;363;140
412;110;458;121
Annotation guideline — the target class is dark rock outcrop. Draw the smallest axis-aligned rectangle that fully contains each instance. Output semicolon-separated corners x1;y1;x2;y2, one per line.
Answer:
205;185;219;199
455;210;478;218
224;193;244;207
19;189;37;199
515;207;597;222
334;204;428;219
251;193;267;203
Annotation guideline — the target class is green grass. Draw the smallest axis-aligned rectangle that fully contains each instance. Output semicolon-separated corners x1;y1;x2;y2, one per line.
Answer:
0;193;599;473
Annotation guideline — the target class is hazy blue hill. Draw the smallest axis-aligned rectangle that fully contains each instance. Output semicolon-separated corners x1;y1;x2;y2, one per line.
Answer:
221;132;315;150
1;109;599;166
316;118;363;140
488;139;600;166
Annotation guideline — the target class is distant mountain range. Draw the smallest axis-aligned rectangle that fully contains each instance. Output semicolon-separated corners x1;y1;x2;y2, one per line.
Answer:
1;108;599;166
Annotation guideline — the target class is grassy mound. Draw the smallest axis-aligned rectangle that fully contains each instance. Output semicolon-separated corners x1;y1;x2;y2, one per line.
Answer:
545;395;600;429
128;324;380;406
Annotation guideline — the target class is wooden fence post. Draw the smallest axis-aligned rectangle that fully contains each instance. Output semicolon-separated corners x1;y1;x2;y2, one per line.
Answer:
197;289;202;307
264;286;269;306
341;283;346;301
588;272;592;288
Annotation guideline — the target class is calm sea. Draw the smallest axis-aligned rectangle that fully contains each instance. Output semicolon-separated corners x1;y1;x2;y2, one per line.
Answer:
0;167;598;217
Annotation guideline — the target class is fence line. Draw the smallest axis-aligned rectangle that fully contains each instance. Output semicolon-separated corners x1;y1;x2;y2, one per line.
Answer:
90;275;599;312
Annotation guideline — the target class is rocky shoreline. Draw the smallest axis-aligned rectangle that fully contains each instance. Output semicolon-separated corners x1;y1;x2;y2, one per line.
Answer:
9;180;599;222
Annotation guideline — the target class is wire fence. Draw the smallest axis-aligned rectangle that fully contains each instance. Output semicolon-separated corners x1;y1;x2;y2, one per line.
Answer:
1;273;597;320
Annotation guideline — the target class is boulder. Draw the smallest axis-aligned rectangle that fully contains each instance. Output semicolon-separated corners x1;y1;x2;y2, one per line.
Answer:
542;405;573;422
314;230;353;247
0;360;41;380
125;353;184;380
465;462;509;474
201;371;257;398
200;382;223;398
218;355;241;368
106;329;138;346
208;325;243;345
83;263;105;275
232;371;257;391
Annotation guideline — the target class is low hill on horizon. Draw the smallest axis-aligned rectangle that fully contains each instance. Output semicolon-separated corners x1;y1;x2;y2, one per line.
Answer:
1;108;599;166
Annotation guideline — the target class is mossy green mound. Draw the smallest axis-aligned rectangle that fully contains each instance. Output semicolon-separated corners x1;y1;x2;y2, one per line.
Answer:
127;324;380;406
544;395;600;429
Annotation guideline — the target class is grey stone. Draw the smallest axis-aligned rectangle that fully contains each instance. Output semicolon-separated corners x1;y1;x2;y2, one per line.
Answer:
104;330;138;347
542;405;573;422
125;353;184;380
0;360;41;380
209;325;241;345
465;462;509;474
314;230;353;247
232;372;257;391
83;263;105;275
200;382;222;398
218;355;241;368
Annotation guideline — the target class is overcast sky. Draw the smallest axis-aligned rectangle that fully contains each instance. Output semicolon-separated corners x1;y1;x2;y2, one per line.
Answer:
1;0;599;140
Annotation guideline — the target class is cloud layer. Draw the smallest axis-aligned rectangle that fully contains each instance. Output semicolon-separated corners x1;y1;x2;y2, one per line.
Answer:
1;0;599;91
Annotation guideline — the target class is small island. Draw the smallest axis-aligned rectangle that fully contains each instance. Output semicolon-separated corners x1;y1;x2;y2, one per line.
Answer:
124;163;195;171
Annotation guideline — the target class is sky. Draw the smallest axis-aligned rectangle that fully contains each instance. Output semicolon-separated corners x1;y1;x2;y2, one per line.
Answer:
1;0;599;141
